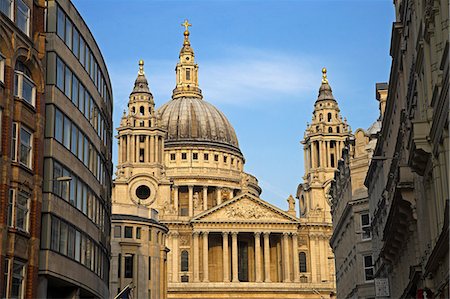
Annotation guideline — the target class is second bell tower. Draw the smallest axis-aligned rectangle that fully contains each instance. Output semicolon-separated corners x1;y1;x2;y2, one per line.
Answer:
298;68;351;222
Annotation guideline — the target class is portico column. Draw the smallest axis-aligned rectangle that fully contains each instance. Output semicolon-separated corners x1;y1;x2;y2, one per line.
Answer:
263;232;271;282
193;232;200;282
231;232;239;282
172;232;179;282
254;232;262;282
216;187;222;205
188;186;193;217
203;186;208;210
283;232;291;282
292;233;300;282
202;232;209;282
222;232;230;282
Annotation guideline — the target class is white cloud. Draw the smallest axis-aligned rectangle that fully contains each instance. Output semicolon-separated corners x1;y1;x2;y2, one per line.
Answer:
200;47;319;105
108;47;320;113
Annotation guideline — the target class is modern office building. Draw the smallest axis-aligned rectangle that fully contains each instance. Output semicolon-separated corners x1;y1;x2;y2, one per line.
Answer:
38;0;113;297
329;83;387;299
365;0;448;297
0;0;46;298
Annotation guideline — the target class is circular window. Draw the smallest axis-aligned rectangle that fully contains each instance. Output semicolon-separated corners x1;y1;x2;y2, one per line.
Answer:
136;185;151;200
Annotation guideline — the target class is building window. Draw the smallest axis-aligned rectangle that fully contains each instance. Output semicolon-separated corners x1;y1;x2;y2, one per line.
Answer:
361;213;371;240
363;255;374;281
214;154;219;162
186;68;191;80
223;156;227;163
170;153;176;161
16;0;30;35
113;226;121;238
181;250;189;272
327;112;332;122
192;153;198;160
0;52;5;83
148;229;152;241
204;153;209;161
136;227;141;239
328;127;333;133
299;252;307;272
14;62;36;107
181;152;187;160
0;0;13;19
124;226;133;238
13;260;27;298
12;124;33;169
124;254;134;278
19;127;32;168
7;189;30;232
4;259;26;299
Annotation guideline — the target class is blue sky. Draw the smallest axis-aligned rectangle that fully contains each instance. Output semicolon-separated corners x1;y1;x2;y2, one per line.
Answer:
73;0;395;210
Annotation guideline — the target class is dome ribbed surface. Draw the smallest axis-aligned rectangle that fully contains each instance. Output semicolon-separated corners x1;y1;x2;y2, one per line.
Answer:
157;97;240;152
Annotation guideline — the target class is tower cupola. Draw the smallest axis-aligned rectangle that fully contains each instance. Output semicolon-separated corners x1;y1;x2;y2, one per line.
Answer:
172;19;202;99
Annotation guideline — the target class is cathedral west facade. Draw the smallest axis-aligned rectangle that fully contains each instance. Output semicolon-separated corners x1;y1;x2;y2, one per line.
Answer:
110;21;349;299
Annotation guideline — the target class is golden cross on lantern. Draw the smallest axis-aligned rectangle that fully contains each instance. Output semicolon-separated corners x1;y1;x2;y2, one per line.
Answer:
322;67;328;84
182;19;192;31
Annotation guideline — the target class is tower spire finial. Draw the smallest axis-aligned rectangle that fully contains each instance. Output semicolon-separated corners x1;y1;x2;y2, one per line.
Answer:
181;19;192;46
138;59;144;75
322;67;328;84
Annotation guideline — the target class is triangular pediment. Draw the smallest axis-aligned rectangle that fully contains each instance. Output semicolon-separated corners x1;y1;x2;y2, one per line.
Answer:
191;192;299;223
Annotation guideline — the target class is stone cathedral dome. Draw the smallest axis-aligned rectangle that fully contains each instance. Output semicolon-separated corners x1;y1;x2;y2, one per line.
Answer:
156;20;241;155
157;98;240;152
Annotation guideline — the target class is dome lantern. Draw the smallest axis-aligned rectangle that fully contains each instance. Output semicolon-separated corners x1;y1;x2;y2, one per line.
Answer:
172;19;203;100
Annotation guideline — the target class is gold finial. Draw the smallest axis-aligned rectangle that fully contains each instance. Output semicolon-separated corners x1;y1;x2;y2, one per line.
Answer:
182;19;192;32
138;60;144;75
181;20;192;46
322;67;328;84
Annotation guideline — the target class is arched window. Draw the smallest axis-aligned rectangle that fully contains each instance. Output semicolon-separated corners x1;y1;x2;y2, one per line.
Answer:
131;106;135;114
327;112;332;122
140;106;145;116
14;61;35;107
328;127;333;133
181;250;189;272
337;127;340;133
299;252;307;272
319;113;323;121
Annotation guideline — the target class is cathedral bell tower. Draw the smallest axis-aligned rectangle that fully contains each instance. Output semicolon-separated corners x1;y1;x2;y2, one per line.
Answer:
172;20;202;99
114;60;167;209
297;68;351;222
